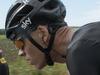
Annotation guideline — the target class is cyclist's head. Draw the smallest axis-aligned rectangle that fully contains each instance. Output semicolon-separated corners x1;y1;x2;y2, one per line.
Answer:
5;0;67;40
5;0;67;67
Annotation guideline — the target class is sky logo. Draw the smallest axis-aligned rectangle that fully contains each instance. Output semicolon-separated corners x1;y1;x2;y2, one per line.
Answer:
21;17;32;29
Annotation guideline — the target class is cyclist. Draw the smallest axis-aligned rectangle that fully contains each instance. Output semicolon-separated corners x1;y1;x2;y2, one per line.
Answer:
5;0;73;69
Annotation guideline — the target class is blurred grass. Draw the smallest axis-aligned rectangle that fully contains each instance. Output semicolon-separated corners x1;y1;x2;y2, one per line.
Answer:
0;35;68;75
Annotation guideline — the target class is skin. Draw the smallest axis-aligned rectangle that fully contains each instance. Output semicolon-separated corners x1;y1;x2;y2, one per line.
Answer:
17;25;74;70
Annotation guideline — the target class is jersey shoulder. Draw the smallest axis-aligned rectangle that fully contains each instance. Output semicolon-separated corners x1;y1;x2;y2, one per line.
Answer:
72;21;100;41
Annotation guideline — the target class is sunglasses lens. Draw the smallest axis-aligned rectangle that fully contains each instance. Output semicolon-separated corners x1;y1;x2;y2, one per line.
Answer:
14;40;24;49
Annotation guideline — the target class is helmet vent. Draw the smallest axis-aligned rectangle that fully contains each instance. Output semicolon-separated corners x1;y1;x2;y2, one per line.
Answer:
38;0;45;2
19;5;33;15
9;5;33;27
6;3;21;26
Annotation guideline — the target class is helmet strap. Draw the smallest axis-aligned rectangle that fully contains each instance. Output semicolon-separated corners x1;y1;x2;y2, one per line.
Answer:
22;24;66;66
25;32;55;66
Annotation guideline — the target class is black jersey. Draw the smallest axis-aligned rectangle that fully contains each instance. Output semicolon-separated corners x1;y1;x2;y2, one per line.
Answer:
67;21;100;75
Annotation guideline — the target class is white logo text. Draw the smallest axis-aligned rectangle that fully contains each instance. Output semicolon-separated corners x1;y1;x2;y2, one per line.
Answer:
21;17;32;29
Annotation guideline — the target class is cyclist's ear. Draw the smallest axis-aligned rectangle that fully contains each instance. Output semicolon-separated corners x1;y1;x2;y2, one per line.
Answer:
37;25;49;43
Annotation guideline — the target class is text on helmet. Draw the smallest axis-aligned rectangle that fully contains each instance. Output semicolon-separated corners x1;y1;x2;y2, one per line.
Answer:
21;17;32;29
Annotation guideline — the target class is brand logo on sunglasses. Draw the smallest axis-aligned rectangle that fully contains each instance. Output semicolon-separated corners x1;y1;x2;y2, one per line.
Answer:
21;17;32;29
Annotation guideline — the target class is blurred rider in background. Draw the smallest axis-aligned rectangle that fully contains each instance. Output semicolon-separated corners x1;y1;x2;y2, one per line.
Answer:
0;49;9;75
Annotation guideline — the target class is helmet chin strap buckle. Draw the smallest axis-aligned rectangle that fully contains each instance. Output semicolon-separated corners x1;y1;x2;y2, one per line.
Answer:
44;48;54;66
45;53;54;66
